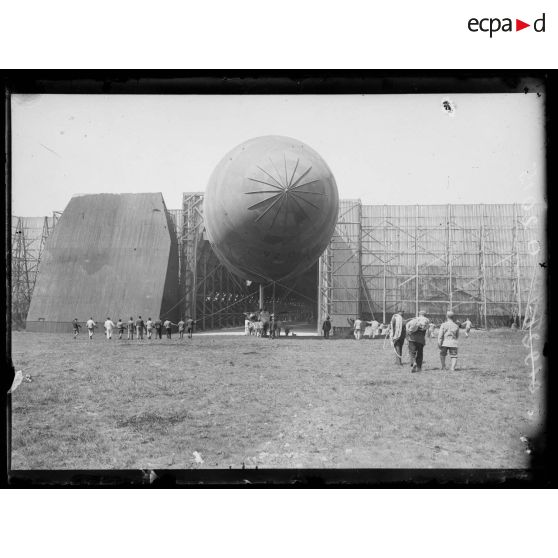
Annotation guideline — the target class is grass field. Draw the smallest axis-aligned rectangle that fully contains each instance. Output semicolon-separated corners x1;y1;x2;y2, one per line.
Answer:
10;328;544;469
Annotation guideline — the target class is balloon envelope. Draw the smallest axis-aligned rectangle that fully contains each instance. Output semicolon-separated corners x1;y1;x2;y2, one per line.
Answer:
204;136;339;282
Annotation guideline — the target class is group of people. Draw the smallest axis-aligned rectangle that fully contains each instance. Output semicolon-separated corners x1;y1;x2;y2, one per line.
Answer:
72;316;197;341
348;318;390;340
244;309;293;338
322;310;473;373
389;310;472;373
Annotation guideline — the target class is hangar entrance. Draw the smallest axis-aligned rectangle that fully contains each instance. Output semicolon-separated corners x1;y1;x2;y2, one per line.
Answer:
172;192;319;332
186;239;317;331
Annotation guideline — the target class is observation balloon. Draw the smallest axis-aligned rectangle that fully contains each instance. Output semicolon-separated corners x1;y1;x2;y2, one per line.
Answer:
203;135;339;283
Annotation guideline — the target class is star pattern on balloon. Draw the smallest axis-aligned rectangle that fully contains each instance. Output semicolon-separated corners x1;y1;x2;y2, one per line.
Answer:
245;156;326;226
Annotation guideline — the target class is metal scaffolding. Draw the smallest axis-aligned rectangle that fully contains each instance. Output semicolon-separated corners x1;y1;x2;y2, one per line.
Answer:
317;199;362;330
11;213;61;326
319;202;545;330
177;192;260;328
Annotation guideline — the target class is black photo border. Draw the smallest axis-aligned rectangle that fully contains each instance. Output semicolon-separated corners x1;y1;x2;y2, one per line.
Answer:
1;70;554;488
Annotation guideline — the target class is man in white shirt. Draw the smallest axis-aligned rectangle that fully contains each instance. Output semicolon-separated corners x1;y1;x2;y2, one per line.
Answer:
104;317;116;340
177;318;184;339
163;318;175;339
146;318;154;339
86;317;96;340
463;318;472;337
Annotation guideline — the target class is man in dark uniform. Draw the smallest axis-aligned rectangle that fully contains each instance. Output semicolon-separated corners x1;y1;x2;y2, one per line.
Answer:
127;317;134;340
322;316;332;339
259;308;270;337
72;318;81;339
116;318;125;340
154;317;163;339
186;317;195;339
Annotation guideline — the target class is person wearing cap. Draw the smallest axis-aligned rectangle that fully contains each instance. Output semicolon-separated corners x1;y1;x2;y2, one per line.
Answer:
438;311;460;371
389;310;406;365
405;310;430;373
322;315;332;339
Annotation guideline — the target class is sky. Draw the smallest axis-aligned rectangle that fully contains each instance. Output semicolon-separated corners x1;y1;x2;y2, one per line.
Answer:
11;93;545;216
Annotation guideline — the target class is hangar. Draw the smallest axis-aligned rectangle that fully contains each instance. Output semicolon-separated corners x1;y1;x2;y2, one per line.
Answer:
13;193;544;333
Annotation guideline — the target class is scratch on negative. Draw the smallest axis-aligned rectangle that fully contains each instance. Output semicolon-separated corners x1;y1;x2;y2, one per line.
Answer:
39;142;62;158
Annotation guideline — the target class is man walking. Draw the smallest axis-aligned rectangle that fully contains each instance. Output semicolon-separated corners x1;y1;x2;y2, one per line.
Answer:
186;316;195;339
146;317;154;340
116;318;125;340
127;317;134;340
353;317;363;340
86;317;96;340
154;317;163;339
135;316;145;340
259;308;270;337
322;315;332;339
462;317;472;337
104;317;116;340
368;319;380;339
438;311;460;371
72;318;81;340
177;318;185;339
163;318;175;339
406;310;430;373
389;310;406;365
